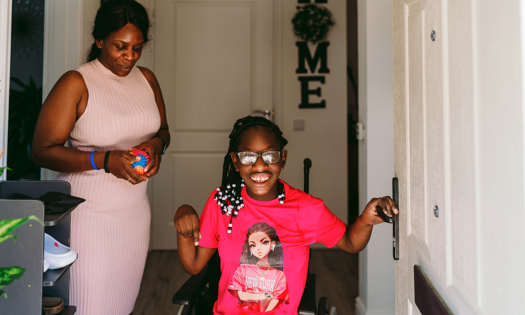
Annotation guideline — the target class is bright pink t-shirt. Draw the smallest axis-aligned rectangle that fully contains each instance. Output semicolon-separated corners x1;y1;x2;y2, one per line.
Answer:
199;181;347;314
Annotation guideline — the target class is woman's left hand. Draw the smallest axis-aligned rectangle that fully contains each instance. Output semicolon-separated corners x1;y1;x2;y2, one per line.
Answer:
130;137;164;178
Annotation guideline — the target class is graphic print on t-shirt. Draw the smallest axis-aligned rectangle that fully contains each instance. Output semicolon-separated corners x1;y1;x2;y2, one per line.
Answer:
228;222;289;312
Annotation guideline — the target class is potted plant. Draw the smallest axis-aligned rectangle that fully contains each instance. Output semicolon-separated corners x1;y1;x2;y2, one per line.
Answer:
0;147;43;299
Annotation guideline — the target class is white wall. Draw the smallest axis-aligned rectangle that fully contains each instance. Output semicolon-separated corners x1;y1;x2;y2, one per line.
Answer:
356;0;395;314
40;0;84;180
279;1;348;227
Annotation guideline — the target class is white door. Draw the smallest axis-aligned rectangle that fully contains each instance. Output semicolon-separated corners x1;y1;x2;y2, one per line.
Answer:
394;0;525;314
151;0;274;249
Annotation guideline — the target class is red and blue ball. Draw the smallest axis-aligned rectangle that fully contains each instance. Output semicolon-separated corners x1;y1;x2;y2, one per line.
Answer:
130;150;150;175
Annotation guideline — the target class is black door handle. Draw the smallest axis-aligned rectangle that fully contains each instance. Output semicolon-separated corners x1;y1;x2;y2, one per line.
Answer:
393;177;399;260
376;205;393;223
374;178;399;260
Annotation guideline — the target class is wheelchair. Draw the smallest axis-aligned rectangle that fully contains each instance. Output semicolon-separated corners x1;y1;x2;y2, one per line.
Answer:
172;159;337;315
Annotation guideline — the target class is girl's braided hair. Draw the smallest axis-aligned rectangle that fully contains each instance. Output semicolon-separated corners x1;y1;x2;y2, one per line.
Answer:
215;116;288;232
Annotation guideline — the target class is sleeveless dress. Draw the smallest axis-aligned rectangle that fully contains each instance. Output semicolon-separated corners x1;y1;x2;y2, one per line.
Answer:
56;59;161;315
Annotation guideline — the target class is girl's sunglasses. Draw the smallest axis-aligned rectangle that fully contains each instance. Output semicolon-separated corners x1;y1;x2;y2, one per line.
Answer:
236;150;282;165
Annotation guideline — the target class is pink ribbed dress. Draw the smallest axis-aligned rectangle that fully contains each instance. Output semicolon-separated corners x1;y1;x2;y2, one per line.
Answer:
56;59;160;315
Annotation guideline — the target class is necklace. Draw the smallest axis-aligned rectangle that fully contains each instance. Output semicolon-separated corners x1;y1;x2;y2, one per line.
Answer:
256;262;270;281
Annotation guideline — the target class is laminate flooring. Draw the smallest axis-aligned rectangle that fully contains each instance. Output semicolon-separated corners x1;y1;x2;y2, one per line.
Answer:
133;249;358;315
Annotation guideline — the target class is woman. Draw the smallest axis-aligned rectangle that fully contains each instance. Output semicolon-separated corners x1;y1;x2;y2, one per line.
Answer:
32;1;169;314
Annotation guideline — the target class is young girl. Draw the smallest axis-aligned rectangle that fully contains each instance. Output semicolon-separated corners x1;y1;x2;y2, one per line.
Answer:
229;222;289;312
174;116;397;315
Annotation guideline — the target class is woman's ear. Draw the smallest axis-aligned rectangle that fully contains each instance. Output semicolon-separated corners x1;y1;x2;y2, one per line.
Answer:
96;39;103;49
271;242;276;251
280;150;288;170
230;152;240;172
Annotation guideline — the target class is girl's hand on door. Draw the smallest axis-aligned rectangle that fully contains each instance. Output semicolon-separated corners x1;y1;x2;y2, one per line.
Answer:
363;196;398;225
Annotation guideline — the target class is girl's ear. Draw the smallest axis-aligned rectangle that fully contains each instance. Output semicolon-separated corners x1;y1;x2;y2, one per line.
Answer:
271;241;276;251
230;152;240;172
280;150;288;170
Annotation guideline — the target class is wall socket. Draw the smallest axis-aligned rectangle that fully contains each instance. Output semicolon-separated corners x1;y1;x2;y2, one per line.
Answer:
293;119;305;131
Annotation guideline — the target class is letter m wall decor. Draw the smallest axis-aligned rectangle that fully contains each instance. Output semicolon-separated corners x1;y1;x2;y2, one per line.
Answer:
294;0;332;109
296;42;329;109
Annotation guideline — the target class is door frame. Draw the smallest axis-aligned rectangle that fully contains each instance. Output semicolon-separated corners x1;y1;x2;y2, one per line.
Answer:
0;0;12;180
355;0;395;314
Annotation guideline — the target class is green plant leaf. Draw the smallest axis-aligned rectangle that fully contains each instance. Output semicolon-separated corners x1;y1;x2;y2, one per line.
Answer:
0;289;6;299
0;267;26;289
0;166;11;177
0;215;44;244
0;235;17;244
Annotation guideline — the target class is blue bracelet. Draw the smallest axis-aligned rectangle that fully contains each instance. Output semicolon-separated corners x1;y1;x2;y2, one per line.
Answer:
90;151;100;170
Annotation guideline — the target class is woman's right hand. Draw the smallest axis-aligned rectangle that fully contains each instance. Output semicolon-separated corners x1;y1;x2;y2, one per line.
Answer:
174;205;201;246
106;150;148;185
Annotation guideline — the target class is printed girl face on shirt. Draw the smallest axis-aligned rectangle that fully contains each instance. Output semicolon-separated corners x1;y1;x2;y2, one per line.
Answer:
249;231;276;261
231;127;287;201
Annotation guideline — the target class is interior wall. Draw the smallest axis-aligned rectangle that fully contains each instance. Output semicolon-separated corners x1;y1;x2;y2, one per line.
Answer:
279;1;348;230
41;0;84;181
357;0;395;314
81;1;97;63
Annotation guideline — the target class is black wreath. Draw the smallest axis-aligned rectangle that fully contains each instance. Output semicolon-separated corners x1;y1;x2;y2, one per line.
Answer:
292;4;334;44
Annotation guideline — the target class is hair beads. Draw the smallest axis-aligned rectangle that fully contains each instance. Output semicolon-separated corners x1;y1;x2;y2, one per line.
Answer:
219;116;289;233
215;181;245;234
214;182;245;217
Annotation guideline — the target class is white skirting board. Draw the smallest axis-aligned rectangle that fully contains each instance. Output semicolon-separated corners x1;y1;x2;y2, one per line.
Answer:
355;297;395;315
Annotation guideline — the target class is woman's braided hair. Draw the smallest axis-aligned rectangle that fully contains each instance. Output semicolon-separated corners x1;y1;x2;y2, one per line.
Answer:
215;116;288;233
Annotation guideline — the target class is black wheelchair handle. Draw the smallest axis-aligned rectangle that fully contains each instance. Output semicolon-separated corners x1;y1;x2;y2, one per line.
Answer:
304;158;312;171
303;158;312;194
376;206;393;224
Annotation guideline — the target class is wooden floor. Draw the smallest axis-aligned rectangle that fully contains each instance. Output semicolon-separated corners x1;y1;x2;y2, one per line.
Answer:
133;249;358;315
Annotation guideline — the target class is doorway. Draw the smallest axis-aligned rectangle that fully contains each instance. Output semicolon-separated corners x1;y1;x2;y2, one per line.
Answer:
347;0;359;224
6;0;45;180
